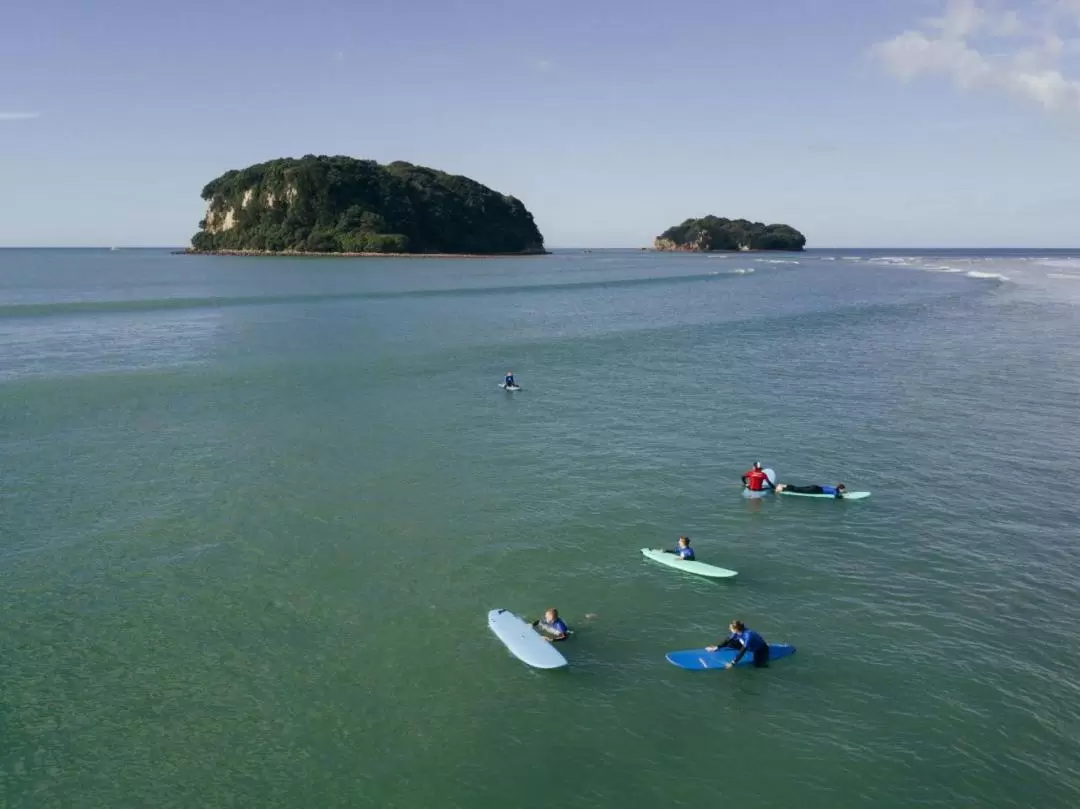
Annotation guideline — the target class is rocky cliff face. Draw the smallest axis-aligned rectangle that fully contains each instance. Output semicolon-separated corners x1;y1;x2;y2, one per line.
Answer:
654;235;750;252
203;187;298;234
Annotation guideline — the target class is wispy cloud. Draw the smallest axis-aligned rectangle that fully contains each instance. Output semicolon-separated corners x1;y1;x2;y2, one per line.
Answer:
871;0;1080;114
533;59;553;74
0;112;40;121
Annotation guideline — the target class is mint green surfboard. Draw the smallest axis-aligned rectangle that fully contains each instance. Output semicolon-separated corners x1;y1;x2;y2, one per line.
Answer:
778;490;870;500
641;548;738;579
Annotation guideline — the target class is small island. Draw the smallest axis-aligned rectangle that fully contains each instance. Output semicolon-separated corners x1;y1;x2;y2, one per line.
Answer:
187;155;547;256
654;216;805;252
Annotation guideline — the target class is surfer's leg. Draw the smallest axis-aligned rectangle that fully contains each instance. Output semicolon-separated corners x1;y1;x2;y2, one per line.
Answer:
752;645;770;668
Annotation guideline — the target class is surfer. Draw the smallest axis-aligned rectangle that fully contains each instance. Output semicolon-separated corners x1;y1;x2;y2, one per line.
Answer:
503;371;516;388
532;608;569;642
662;536;695;561
775;483;846;498
741;462;773;492
706;620;770;668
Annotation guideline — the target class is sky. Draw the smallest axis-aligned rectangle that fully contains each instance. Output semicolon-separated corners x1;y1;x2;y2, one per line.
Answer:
4;0;1080;247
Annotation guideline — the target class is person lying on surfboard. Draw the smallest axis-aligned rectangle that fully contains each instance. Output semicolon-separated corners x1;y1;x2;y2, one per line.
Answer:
775;483;847;498
504;371;516;388
661;536;695;560
706;620;770;668
741;462;773;492
532;608;569;642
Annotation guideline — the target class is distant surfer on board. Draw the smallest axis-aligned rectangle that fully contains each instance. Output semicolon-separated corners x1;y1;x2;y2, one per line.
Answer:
775;483;847;498
741;462;773;492
532;608;569;642
706;620;770;669
504;371;516;388
661;536;695;561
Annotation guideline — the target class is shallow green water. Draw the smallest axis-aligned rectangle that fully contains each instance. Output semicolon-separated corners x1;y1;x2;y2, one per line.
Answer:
2;249;1079;808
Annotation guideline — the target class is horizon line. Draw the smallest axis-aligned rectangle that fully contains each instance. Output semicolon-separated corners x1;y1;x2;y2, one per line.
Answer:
4;245;1080;252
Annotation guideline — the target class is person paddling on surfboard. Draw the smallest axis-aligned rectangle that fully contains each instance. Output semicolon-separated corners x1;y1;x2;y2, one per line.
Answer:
741;462;773;492
775;483;847;498
706;620;770;669
503;371;516;388
661;536;695;561
531;608;569;642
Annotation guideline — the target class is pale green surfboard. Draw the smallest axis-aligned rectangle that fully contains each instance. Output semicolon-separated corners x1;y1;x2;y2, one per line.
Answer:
778;490;871;500
640;548;738;579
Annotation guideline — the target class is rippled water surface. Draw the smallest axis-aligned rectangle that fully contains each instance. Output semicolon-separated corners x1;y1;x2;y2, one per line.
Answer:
2;248;1079;808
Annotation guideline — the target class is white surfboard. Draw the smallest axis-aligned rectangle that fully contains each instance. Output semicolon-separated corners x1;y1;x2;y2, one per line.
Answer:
487;609;568;669
498;383;522;391
641;548;738;578
742;467;776;498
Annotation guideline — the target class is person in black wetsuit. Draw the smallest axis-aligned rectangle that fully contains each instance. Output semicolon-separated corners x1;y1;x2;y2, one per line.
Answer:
775;483;847;498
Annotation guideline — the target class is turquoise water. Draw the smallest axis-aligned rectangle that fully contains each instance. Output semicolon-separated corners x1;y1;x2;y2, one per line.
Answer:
2;248;1079;808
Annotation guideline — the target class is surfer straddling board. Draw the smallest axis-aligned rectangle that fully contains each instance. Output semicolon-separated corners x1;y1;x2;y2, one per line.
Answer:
500;371;520;390
742;462;775;493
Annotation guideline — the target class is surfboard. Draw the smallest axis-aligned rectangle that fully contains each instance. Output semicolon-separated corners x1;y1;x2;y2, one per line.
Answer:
487;609;567;669
640;548;737;579
499;383;522;391
778;489;871;500
742;467;776;498
665;643;796;670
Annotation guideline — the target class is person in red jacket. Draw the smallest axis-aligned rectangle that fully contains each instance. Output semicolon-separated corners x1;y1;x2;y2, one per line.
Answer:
742;462;773;492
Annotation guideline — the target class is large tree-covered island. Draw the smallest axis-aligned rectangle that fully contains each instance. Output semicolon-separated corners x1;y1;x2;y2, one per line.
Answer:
654;216;806;252
188;155;547;256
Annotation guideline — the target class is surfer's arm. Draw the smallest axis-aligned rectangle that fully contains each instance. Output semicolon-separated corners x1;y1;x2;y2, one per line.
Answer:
708;636;738;652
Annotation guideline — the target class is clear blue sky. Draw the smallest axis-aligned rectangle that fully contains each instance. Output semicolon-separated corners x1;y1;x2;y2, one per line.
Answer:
4;0;1080;247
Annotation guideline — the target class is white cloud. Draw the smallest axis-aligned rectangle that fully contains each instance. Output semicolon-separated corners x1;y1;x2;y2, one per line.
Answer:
872;0;1080;114
0;112;40;121
533;59;553;73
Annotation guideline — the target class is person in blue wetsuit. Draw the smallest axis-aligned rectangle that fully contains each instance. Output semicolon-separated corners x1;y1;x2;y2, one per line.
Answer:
775;483;847;498
532;608;569;642
504;371;516;388
662;536;695;561
706;620;770;668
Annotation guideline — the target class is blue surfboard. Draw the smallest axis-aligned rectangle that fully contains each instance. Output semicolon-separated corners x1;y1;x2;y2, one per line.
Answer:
665;643;796;670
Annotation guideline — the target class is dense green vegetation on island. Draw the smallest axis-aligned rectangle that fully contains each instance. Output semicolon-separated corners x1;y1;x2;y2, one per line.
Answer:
190;155;546;255
655;216;806;252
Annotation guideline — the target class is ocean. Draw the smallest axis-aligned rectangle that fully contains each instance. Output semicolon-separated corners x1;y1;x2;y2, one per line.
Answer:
2;247;1078;808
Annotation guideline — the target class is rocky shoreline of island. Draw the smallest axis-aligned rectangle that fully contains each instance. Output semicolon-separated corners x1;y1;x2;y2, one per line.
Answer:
174;248;549;258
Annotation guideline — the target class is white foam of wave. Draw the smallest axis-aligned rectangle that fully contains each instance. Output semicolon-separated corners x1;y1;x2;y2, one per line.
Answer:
921;264;967;273
1047;272;1080;281
966;270;1008;280
732;267;755;274
1036;258;1080;269
754;258;800;265
868;256;914;265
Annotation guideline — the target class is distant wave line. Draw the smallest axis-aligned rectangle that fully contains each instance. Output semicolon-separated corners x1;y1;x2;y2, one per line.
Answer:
0;268;766;319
